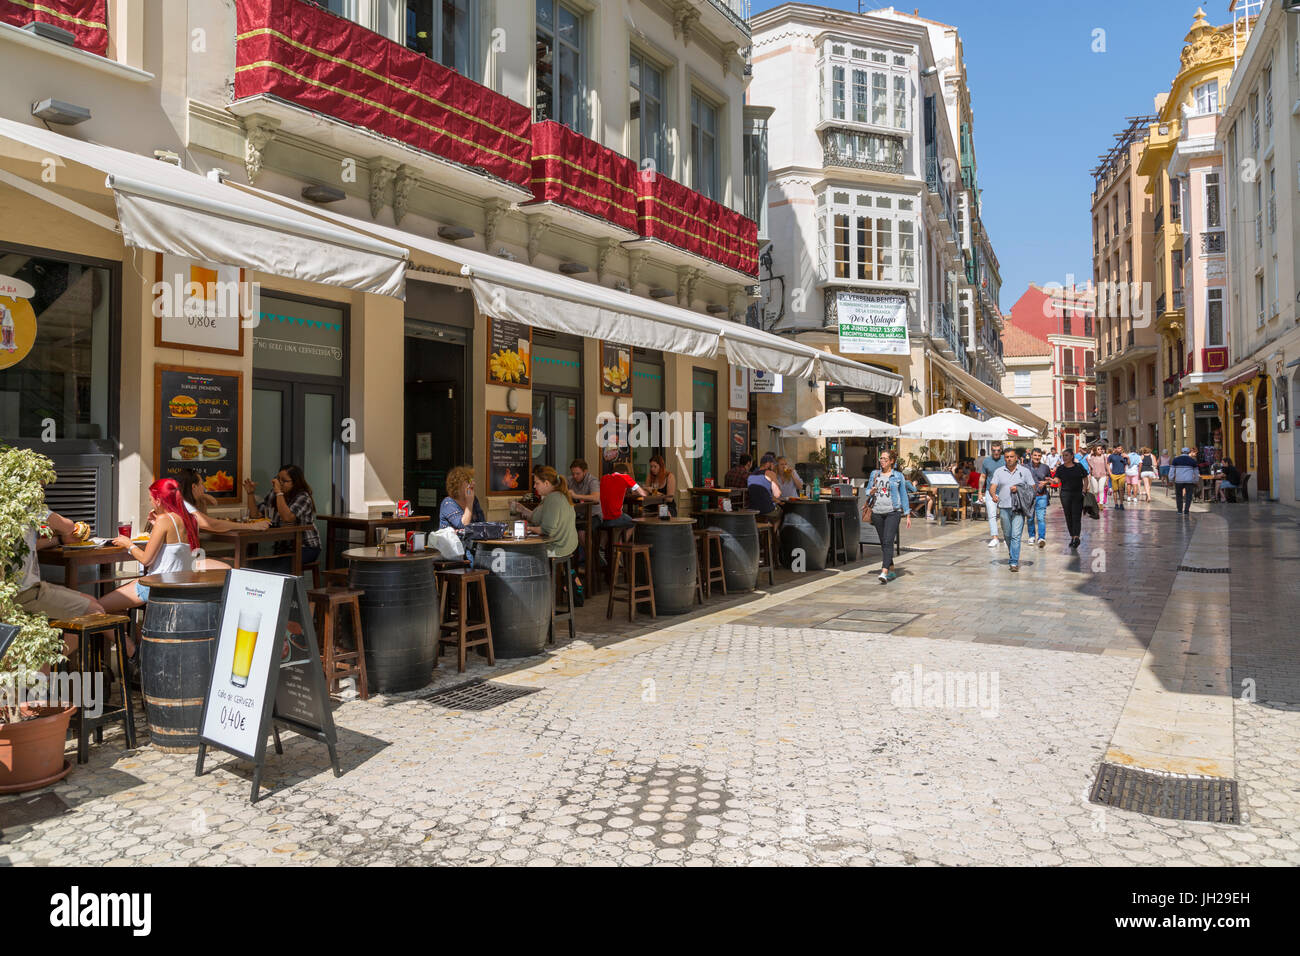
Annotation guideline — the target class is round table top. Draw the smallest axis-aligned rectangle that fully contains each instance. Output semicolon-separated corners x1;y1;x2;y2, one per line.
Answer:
139;569;229;589
342;547;438;562
782;497;828;508
632;516;696;526
473;536;553;546
698;508;758;516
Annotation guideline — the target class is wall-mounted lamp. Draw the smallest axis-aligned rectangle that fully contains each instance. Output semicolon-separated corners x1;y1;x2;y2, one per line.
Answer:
31;98;90;125
437;225;475;242
302;183;346;203
909;378;921;395
706;304;729;314
648;287;674;299
558;262;589;275
21;21;75;44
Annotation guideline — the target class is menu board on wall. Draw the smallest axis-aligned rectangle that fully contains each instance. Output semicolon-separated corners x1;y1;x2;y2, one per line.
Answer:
487;315;531;387
487;410;531;495
729;420;750;467
600;341;631;395
155;364;242;498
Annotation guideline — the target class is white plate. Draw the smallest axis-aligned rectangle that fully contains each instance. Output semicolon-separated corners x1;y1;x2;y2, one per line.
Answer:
171;445;227;461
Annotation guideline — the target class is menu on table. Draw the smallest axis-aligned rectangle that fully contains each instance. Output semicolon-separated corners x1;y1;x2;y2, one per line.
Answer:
487;316;531;387
487;411;531;495
155;364;241;498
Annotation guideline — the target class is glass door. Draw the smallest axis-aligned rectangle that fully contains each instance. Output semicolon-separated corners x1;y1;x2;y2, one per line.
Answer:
532;389;581;471
251;379;345;530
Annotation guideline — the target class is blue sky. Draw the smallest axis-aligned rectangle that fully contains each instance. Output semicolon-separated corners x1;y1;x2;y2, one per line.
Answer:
751;0;1220;308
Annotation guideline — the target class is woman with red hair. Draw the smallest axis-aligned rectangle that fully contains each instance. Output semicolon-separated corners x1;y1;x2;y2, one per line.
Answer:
103;478;199;622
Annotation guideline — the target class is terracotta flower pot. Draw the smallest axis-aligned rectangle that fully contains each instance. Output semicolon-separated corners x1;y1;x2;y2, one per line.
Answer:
0;705;75;794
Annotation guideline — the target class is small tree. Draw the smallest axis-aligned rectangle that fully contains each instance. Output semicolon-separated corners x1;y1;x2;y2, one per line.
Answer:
0;445;66;723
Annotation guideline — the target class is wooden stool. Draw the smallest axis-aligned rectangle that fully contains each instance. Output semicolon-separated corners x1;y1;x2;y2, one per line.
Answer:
436;568;494;673
694;528;727;599
756;522;778;587
306;587;369;700
826;512;848;567
49;613;136;764
323;568;349;587
606;543;656;621
549;554;576;645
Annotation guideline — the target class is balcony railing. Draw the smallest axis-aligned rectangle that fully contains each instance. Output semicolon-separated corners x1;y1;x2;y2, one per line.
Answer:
822;129;905;174
1201;231;1225;255
706;0;751;34
1156;293;1166;316
234;0;533;188
0;1;108;55
1154;207;1164;233
637;171;759;276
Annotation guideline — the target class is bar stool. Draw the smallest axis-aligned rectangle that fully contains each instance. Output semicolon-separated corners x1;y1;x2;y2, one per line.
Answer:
755;521;779;587
48;613;136;763
323;568;349;588
694;528;727;599
825;512;848;567
606;543;656;622
436;568;494;673
306;586;369;700
549;554;576;645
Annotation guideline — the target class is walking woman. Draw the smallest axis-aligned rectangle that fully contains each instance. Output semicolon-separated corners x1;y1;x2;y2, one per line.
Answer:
862;450;913;584
1054;451;1088;549
1138;447;1157;502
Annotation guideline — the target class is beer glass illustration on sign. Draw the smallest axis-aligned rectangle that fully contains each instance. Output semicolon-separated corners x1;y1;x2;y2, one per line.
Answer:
231;607;261;687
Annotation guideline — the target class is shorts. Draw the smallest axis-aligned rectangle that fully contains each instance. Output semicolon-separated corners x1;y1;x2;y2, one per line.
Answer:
16;582;94;620
1141;471;1156;479
598;514;635;529
1126;474;1139;486
1110;475;1126;492
1158;465;1170;478
135;583;151;603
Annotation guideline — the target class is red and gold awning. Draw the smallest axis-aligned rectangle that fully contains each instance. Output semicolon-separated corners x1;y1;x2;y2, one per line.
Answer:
234;0;532;189
637;172;758;276
0;0;107;55
528;121;638;233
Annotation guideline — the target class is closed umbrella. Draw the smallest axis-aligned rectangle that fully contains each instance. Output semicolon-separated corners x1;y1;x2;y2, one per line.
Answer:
780;407;900;438
899;408;1004;441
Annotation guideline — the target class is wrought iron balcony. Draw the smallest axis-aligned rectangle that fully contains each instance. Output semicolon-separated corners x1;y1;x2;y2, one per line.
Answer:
822;129;905;174
1156;293;1166;316
1201;231;1225;255
706;0;751;34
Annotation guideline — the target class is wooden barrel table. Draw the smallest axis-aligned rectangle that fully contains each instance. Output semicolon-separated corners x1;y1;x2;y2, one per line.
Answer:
139;570;228;753
470;538;552;658
698;509;759;592
344;548;438;693
633;517;698;614
779;498;829;572
824;497;861;562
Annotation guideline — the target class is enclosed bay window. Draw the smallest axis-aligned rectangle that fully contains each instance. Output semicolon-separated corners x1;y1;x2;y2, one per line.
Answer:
406;0;478;77
1206;288;1224;346
691;92;720;202
629;50;666;174
817;189;919;286
821;41;912;132
1204;171;1221;230
536;0;586;132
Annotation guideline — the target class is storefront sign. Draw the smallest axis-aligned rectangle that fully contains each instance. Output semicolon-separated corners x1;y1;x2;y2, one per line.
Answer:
0;274;37;371
836;291;909;356
155;364;242;498
600;341;631;395
749;369;783;393
488;315;531;387
729;420;749;467
487;410;531;495
196;569;338;803
729;365;748;410
253;297;345;378
153;255;246;355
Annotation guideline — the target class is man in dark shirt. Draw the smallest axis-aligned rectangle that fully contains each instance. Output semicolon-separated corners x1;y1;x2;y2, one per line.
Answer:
1107;445;1128;510
1027;448;1053;547
1169;447;1200;515
1217;459;1242;501
724;454;753;491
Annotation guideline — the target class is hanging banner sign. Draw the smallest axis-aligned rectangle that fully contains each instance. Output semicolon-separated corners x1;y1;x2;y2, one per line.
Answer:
196;569;339;803
836;291;909;356
749;369;783;393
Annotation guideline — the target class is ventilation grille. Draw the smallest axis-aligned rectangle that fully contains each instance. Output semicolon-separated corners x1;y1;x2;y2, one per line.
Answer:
43;465;99;526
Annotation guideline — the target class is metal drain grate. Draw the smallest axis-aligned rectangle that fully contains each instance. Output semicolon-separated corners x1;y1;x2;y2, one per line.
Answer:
417;679;540;711
1090;763;1239;824
1178;565;1230;574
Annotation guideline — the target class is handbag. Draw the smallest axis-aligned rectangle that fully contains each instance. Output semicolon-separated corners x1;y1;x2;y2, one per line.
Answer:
1082;489;1100;520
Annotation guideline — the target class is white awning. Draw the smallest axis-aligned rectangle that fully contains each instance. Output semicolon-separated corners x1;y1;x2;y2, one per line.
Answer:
0;116;407;298
230;183;902;395
927;349;1049;434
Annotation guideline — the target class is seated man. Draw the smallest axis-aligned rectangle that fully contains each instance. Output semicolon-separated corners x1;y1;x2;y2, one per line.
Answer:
1217;459;1242;501
598;462;645;544
17;510;105;662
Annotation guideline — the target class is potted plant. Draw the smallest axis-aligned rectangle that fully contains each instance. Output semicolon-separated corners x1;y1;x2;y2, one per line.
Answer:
0;445;75;793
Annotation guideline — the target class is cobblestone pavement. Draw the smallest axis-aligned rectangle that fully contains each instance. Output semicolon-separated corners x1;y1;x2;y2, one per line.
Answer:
2;497;1297;866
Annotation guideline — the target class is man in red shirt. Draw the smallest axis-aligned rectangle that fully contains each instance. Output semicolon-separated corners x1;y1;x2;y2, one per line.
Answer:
599;462;646;543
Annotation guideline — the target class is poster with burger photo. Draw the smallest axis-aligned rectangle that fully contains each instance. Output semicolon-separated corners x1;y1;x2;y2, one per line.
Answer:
155;364;242;497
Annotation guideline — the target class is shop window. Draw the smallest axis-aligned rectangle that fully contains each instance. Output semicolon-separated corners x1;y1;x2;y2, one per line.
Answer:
531;343;582;470
0;250;114;443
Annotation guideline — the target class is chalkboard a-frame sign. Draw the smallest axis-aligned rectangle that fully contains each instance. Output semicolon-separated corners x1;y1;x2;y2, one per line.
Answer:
195;569;340;803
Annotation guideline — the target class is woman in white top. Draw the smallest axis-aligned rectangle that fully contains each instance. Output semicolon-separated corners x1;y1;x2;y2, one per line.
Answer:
103;478;200;627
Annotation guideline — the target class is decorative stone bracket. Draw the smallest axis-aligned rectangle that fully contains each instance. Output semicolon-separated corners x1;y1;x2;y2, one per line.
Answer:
485;199;511;251
242;117;280;184
597;239;620;284
393;165;417;225
369;158;399;220
672;3;700;46
677;266;702;306
527;216;552;264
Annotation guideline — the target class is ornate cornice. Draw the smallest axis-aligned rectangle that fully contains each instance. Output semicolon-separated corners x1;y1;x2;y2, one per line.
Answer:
1179;9;1235;71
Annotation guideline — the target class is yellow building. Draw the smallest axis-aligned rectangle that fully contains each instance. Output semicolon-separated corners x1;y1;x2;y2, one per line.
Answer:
1137;9;1249;459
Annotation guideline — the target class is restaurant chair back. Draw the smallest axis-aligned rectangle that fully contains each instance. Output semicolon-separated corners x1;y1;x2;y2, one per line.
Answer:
49;613;136;763
307;587;370;700
549;554;576;645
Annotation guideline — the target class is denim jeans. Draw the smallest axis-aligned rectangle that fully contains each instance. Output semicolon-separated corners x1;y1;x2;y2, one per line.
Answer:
1031;494;1049;541
998;509;1025;566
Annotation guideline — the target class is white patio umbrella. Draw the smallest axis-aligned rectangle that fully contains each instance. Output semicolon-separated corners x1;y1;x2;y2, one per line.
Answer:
979;416;1041;441
780;406;900;438
898;408;1005;441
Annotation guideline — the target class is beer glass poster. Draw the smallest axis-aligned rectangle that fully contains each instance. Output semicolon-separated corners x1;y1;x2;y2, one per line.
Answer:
154;364;241;497
600;341;631;395
200;570;290;760
836;291;909;356
487;315;531;386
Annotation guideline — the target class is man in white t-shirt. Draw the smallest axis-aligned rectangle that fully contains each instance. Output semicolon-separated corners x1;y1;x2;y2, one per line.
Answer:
15;511;104;649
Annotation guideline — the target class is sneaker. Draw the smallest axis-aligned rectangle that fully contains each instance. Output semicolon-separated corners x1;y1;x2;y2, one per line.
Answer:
1037;538;1046;548
987;537;999;548
1069;537;1080;548
878;570;889;584
886;571;897;581
926;514;936;521
1009;564;1019;572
